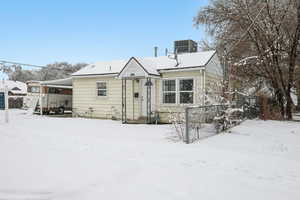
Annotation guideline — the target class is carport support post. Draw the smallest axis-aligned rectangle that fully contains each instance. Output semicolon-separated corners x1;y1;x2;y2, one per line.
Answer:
146;77;152;124
124;79;127;123
4;85;9;123
39;85;43;116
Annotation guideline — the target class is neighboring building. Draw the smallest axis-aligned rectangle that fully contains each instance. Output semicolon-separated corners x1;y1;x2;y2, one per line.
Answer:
26;78;72;114
0;80;27;109
0;80;27;96
72;41;223;123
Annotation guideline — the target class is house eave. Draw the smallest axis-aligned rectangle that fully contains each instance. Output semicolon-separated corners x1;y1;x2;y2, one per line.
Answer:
72;73;119;78
158;66;205;73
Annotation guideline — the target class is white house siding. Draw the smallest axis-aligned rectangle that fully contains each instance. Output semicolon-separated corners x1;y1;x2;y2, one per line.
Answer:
205;54;224;96
72;71;204;123
73;76;140;120
205;53;223;77
155;70;204;123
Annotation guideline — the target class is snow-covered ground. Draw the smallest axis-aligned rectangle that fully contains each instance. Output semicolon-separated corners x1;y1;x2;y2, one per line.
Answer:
0;110;300;200
294;112;300;121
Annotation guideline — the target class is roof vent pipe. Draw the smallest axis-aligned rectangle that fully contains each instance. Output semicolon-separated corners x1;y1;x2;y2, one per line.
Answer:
154;46;158;57
165;48;168;56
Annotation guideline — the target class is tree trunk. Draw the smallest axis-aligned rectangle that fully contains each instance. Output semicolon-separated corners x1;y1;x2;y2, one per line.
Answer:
285;92;293;120
277;92;285;118
297;82;300;110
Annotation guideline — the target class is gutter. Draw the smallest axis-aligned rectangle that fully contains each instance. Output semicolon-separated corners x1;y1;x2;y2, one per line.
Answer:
72;73;119;78
158;66;205;73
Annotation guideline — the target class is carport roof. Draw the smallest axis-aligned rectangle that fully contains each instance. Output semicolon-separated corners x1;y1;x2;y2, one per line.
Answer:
40;77;72;88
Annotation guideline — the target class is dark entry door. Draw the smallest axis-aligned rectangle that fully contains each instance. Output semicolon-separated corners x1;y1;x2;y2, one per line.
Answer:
0;92;5;109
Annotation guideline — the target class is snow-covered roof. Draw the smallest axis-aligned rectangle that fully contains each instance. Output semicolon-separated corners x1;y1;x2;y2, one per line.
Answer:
0;80;27;95
72;51;216;77
72;60;128;76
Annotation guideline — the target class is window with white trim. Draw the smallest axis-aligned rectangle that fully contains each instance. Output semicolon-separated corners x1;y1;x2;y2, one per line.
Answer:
162;79;176;104
96;82;107;97
179;79;194;104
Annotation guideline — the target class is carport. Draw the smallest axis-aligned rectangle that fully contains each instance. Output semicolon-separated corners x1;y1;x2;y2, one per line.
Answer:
38;77;73;115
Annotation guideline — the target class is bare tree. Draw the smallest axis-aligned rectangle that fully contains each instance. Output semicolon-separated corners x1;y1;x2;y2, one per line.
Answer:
2;62;87;82
195;0;300;120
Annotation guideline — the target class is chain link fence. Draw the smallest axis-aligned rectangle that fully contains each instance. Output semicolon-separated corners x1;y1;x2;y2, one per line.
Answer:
184;105;229;144
184;103;261;144
182;96;261;144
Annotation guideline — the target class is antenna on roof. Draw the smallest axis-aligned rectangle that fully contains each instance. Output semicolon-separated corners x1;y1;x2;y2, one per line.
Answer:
175;49;179;66
167;49;179;67
165;48;168;56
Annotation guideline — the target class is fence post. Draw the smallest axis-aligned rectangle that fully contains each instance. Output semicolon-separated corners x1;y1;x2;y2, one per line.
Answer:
185;107;189;144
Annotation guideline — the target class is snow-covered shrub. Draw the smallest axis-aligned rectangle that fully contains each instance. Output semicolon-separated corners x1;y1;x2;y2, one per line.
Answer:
168;111;185;140
168;110;186;141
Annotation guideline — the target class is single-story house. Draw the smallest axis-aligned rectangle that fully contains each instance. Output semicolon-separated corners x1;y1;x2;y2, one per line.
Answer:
72;49;223;123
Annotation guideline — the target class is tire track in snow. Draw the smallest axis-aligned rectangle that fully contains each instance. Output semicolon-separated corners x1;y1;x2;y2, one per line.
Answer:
0;189;53;200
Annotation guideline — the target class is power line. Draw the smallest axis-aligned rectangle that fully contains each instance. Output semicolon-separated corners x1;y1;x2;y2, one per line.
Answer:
0;60;46;68
0;59;84;74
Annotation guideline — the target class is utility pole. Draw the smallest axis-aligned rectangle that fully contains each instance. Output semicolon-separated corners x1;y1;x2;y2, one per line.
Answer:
4;85;9;123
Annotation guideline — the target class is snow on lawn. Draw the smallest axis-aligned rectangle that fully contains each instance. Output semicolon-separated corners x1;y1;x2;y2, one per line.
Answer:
0;110;300;200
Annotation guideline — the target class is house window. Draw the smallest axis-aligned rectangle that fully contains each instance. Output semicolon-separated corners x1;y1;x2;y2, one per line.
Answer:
97;82;107;97
28;86;40;93
162;80;176;104
179;79;194;104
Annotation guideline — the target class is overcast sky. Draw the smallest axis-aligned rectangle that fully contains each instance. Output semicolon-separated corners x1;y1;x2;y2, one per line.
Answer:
0;0;209;72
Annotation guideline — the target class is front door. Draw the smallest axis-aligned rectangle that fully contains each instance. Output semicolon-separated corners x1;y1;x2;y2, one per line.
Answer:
140;79;156;117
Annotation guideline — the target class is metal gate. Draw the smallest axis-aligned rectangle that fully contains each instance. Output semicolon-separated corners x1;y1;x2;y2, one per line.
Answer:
0;92;5;110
